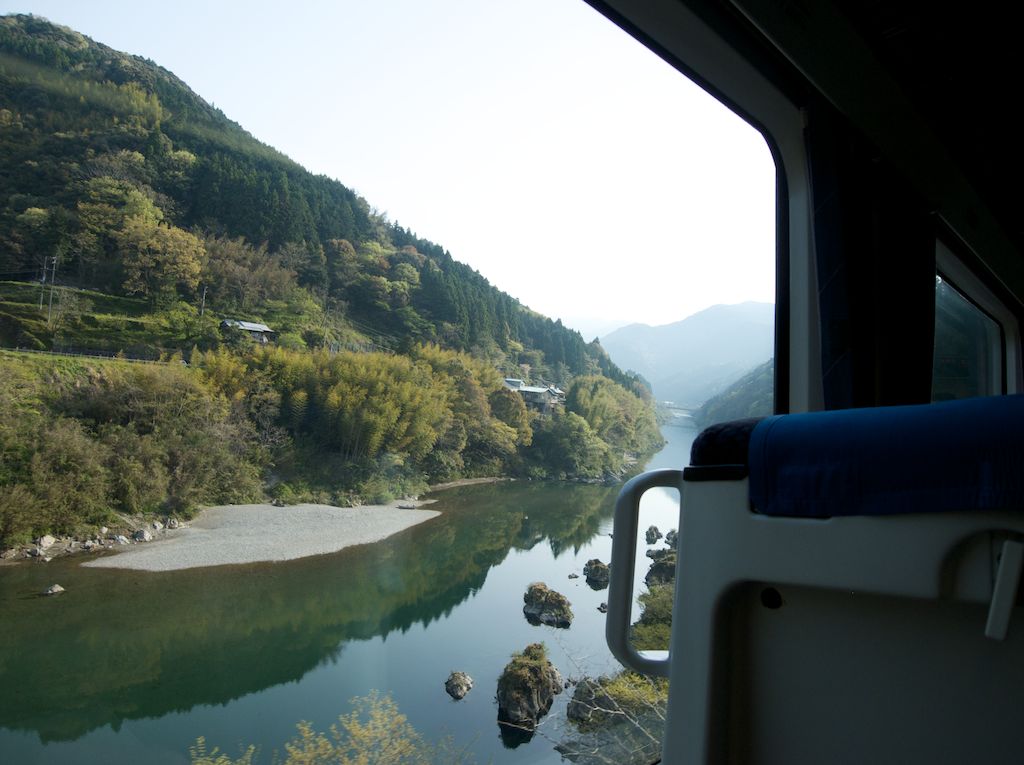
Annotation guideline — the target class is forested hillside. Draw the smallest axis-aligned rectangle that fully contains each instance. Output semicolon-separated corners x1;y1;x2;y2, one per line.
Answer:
0;15;663;546
0;13;632;388
693;359;774;426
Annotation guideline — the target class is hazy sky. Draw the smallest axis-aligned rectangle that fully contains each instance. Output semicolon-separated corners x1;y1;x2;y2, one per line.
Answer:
5;0;776;337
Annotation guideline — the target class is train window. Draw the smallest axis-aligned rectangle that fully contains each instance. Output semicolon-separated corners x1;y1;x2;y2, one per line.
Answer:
932;275;1001;400
932;241;1020;400
0;5;777;765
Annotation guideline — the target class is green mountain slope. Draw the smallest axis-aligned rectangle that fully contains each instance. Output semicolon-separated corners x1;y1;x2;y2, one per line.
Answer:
0;13;631;387
0;15;663;545
693;358;774;426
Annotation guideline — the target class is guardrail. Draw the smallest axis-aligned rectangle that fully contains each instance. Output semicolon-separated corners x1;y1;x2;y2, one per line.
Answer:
0;347;173;365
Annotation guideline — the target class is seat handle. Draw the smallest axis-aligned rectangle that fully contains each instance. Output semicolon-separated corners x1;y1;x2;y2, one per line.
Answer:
985;539;1023;641
606;469;683;678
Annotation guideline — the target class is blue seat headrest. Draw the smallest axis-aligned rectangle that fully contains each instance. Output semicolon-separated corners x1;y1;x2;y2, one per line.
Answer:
746;395;1024;517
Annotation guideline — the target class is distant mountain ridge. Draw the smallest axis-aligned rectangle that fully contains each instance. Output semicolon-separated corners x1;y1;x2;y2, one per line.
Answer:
601;302;774;407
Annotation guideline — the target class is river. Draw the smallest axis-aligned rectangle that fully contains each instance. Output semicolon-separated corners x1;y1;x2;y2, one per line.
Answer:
0;420;697;764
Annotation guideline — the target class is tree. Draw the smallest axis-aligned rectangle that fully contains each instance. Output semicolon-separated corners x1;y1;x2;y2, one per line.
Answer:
489;387;533;446
530;411;613;479
14;206;69;276
75;176;164;288
202;234;297;312
48;288;93;331
120;218;203;302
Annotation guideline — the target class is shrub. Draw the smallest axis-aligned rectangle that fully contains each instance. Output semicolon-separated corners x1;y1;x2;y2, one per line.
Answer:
189;691;468;765
0;484;35;548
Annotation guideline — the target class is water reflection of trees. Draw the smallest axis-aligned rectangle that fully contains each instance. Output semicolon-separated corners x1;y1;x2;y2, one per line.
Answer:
507;482;617;558
0;481;616;742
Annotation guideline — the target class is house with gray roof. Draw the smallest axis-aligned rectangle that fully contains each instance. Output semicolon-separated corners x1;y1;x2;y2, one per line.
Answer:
220;319;275;344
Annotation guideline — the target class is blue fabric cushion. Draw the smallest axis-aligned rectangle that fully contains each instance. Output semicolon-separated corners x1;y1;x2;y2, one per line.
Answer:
747;395;1024;517
690;417;766;467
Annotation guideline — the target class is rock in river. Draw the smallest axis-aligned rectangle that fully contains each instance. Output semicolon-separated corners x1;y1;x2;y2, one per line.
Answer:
583;558;610;589
523;583;573;628
43;584;65;596
133;528;153;542
445;671;474;700
645;548;677;586
497;643;563;733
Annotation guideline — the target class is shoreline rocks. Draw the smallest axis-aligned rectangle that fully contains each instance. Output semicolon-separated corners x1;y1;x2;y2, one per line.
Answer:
1;516;194;564
523;583;573;628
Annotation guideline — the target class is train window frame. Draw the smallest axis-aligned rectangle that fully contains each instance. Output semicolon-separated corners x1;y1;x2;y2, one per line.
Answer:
934;239;1021;396
585;0;815;414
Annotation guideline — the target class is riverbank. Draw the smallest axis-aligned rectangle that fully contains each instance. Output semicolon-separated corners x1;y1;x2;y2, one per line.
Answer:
0;480;518;571
80;500;440;572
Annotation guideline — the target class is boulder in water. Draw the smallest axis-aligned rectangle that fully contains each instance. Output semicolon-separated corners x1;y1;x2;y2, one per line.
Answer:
496;643;563;733
645;548;677;586
583;558;610;589
445;671;474;700
523;583;573;628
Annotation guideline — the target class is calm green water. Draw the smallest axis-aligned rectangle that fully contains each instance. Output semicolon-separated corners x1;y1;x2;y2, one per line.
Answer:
0;422;696;764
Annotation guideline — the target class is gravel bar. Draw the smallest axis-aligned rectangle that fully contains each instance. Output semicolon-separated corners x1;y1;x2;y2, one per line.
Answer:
82;502;440;572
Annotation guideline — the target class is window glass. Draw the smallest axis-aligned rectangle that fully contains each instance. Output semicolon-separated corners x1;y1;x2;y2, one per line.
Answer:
0;4;774;765
932;275;1002;400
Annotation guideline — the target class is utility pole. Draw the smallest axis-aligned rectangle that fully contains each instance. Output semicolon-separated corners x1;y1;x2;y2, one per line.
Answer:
46;256;57;327
38;258;46;310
